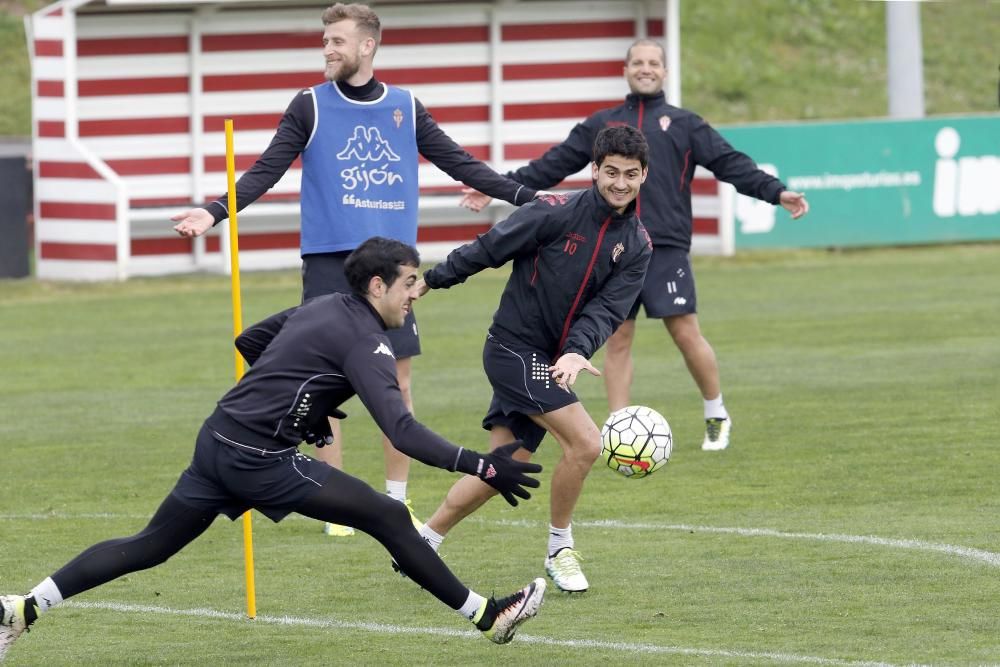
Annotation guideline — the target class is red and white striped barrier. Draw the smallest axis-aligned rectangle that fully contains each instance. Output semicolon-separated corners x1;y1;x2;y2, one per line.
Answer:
30;0;730;281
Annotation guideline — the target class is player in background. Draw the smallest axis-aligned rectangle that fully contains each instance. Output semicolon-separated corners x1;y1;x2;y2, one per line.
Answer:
171;2;540;535
461;39;810;451
0;238;546;660
412;126;652;593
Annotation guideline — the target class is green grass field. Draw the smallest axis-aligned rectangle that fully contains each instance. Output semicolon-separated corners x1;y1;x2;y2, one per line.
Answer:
2;243;999;665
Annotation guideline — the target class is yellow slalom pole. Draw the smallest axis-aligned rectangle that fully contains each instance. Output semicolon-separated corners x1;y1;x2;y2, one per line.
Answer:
224;118;257;620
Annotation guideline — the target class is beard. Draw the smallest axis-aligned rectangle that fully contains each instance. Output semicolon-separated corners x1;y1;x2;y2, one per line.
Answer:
327;54;361;83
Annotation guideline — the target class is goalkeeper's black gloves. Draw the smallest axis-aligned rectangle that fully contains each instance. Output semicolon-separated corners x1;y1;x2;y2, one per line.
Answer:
304;429;333;448
301;409;347;448
453;441;542;506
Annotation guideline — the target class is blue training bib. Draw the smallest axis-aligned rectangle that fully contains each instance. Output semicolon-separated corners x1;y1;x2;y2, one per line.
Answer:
300;82;419;254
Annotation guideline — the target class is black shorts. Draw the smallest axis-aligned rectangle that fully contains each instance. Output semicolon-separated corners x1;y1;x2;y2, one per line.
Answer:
301;251;421;358
480;334;579;452
171;423;335;522
627;246;698;319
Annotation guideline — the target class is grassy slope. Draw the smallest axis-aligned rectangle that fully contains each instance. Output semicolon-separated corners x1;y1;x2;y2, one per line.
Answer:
0;1;38;137
682;0;999;123
0;0;997;136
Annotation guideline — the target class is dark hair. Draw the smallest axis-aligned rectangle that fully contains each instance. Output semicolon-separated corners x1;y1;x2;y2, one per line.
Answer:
593;125;649;169
625;39;666;65
322;3;381;45
344;237;420;296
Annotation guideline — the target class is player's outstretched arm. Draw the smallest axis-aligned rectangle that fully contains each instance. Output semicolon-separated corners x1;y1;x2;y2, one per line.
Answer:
171;208;215;238
459;188;493;212
460;187;560;212
779;190;810;219
345;343;540;501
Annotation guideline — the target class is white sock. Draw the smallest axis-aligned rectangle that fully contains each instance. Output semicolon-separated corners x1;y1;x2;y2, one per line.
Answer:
548;524;573;557
385;480;407;502
704;394;728;420
459;591;487;621
419;524;444;552
30;577;64;612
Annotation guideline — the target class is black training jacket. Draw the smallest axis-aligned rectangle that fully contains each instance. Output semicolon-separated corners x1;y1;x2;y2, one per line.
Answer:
205;293;466;471
506;92;787;251
424;186;652;360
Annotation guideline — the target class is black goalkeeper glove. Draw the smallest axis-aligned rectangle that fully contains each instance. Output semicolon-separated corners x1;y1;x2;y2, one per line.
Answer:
301;409;347;448
303;420;333;448
304;430;333;448
454;441;543;507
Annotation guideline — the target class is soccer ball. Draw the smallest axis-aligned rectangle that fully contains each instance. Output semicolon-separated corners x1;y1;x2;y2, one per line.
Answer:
600;405;672;478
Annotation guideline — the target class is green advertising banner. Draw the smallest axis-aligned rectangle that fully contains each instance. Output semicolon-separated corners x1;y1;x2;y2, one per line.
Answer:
719;115;1000;249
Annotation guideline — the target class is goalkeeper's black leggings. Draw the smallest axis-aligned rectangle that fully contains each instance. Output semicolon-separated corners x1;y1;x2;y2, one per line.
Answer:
295;473;470;609
51;475;469;610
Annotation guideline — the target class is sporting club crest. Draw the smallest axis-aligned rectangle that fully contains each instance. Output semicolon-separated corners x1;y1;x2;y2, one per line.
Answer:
612;242;625;263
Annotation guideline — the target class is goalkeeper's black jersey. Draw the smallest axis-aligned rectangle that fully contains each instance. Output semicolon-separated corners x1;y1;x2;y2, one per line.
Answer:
205;293;462;471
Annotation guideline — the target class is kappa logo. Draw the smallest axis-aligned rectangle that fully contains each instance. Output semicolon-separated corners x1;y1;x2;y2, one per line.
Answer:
337;125;401;162
673;297;687;305
373;342;395;358
337;125;406;192
537;193;569;206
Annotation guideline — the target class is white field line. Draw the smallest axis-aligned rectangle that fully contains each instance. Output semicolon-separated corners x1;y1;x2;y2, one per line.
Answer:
0;512;1000;567
4;511;995;569
487;518;1000;569
63;599;907;667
